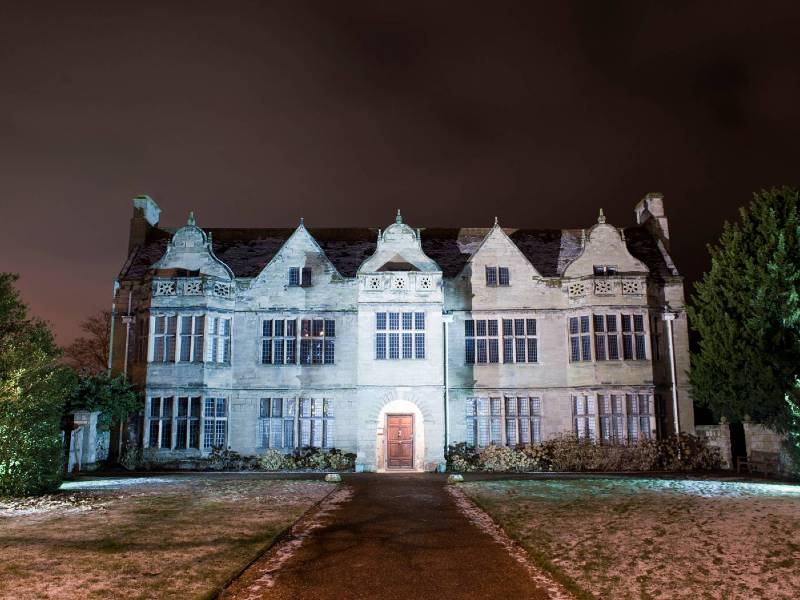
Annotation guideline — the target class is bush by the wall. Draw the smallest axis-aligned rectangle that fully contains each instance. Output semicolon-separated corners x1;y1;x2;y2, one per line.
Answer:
446;434;722;473
258;447;356;471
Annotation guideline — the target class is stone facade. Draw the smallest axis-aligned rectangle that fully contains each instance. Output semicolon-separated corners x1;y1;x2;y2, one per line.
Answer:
111;193;693;471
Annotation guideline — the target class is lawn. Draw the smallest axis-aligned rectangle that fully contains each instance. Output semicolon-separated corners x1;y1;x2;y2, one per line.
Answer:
459;477;800;600
0;474;334;600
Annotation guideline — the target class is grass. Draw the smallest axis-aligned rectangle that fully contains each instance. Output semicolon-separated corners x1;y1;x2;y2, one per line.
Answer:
461;477;800;600
0;474;334;600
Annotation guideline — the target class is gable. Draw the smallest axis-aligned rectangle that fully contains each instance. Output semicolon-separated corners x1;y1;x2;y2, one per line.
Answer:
457;225;542;280
562;223;648;278
252;225;340;284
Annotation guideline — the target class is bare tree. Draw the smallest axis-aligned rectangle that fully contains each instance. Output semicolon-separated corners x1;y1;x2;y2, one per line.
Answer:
63;310;111;375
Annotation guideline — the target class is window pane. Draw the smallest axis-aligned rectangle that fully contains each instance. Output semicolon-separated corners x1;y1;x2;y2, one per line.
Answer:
389;313;399;330
274;320;284;336
514;319;525;336
515;338;526;363
527;338;537;363
313;319;324;337
376;313;386;330
580;316;590;333
608;335;620;360
581;335;591;361
275;339;285;363
526;319;536;336
502;319;512;336
286;320;297;337
402;333;413;359
465;339;475;364
633;314;644;332
415;333;425;359
487;320;498;337
263;320;273;337
503;338;514;363
607;315;617;332
635;335;646;360
488;339;499;363
498;267;510;286
324;319;335;337
476;320;486;337
486;266;498;286
569;317;578;335
261;339;272;364
324;340;335;363
389;333;399;359
376;333;386;359
476;339;487;363
595;335;606;360
465;320;475;337
402;312;413;330
415;312;425;330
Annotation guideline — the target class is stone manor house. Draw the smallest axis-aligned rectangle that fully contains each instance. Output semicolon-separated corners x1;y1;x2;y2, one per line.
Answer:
110;194;693;471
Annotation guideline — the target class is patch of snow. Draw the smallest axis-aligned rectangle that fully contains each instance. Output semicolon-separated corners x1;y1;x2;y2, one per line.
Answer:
60;477;177;490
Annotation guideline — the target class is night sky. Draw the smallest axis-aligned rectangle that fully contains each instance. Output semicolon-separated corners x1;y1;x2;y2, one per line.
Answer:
2;1;799;343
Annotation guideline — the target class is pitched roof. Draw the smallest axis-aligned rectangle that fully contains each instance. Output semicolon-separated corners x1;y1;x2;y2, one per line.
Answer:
119;225;675;281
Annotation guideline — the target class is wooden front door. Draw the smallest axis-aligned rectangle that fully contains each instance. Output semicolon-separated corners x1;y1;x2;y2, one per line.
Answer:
386;414;414;469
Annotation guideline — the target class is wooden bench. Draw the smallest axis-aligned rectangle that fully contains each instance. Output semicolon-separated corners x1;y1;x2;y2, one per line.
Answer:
736;450;781;476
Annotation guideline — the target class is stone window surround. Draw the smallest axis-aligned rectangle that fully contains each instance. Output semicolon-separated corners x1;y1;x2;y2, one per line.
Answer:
375;311;426;360
464;316;538;365
148;311;232;365
466;394;542;448
144;395;226;452
568;310;650;364
260;317;335;366
572;389;656;443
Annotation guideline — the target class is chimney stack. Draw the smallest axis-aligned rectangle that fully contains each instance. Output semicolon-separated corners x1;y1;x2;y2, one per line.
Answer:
128;195;161;254
634;192;670;251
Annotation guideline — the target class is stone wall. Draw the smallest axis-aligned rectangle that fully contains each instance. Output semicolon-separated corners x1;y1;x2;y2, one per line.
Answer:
743;422;795;475
696;423;732;469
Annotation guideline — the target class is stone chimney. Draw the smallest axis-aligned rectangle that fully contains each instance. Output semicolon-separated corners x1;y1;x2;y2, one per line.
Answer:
128;194;161;254
634;192;670;251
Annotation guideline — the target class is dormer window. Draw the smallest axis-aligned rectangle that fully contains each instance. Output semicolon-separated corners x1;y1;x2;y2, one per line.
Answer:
593;265;617;277
288;267;312;287
486;266;510;287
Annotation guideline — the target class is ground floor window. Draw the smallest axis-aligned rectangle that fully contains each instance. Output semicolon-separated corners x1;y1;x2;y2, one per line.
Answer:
572;391;653;443
466;395;542;447
203;398;227;449
299;398;333;448
176;397;202;449
626;393;653;441
259;398;296;448
147;396;173;449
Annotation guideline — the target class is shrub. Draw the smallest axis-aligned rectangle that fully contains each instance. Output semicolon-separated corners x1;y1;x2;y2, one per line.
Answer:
259;448;284;471
446;434;721;473
258;447;356;471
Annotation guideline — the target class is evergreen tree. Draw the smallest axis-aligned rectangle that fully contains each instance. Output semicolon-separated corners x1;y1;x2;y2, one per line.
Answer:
689;187;800;447
0;273;74;496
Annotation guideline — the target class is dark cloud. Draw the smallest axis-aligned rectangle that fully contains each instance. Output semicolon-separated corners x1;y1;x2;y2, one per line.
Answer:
0;1;799;342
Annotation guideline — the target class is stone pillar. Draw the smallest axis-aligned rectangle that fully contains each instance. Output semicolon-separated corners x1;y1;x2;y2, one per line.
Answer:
696;421;732;469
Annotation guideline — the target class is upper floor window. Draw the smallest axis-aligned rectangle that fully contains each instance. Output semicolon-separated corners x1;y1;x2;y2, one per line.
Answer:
593;265;617;276
592;313;646;361
485;266;510;287
300;319;335;365
465;317;537;364
152;316;177;363
288;267;312;287
179;315;204;363
207;317;231;363
568;316;591;362
261;319;297;365
375;312;425;360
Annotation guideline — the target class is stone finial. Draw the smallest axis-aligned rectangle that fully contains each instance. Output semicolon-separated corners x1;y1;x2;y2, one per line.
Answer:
300;217;305;226
494;216;499;226
187;211;196;226
597;208;606;224
396;209;402;224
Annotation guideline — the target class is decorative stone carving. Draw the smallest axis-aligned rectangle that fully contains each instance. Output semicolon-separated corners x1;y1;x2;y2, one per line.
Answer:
567;281;586;297
366;275;383;290
594;280;614;295
391;276;407;290
154;280;176;296
213;282;231;297
622;280;643;295
417;275;434;291
184;280;203;295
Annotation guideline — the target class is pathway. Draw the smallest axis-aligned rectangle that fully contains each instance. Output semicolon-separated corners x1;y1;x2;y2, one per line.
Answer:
221;473;559;600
